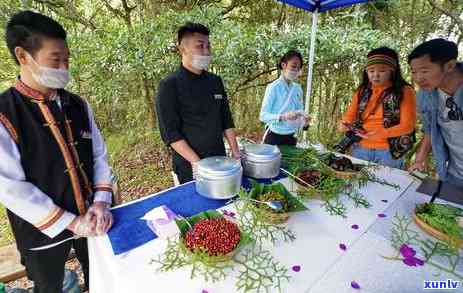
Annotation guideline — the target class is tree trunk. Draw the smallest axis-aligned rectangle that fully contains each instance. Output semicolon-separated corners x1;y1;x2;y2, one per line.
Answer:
142;75;156;129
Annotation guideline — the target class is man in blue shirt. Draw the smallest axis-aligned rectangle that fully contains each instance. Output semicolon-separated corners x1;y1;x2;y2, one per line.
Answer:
408;39;463;188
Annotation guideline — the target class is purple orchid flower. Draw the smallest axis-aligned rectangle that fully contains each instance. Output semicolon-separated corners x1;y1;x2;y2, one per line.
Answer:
403;257;425;266
399;244;424;267
351;281;361;289
399;244;416;258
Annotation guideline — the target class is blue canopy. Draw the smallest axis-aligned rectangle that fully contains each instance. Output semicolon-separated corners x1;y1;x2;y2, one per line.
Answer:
277;0;371;12
274;0;372;123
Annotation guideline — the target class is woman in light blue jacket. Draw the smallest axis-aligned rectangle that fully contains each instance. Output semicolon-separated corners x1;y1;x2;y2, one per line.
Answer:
260;50;309;146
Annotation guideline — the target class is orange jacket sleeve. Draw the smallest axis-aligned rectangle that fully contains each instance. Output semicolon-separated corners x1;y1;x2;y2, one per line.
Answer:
378;86;417;138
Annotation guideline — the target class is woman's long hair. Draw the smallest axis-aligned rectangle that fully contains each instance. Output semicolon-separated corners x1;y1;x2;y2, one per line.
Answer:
357;47;410;100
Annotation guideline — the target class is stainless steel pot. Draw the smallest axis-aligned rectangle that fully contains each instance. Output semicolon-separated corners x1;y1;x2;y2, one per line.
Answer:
195;156;242;199
242;144;281;179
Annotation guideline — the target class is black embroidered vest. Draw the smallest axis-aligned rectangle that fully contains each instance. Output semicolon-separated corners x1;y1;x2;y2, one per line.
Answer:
0;83;94;250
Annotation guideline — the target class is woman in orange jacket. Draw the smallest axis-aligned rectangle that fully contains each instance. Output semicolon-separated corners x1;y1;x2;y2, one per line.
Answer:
337;47;417;169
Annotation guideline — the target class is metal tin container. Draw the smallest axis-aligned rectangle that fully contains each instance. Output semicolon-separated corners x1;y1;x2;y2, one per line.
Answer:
195;156;242;199
242;144;281;179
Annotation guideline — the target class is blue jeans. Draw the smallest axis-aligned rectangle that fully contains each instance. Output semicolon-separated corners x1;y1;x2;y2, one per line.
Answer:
352;144;405;169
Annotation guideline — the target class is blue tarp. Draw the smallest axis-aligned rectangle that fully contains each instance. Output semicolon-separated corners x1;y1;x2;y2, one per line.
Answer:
108;173;286;255
277;0;372;12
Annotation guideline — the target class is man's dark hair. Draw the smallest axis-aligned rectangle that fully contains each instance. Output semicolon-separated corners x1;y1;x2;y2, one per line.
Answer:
408;38;458;66
277;50;304;70
5;10;67;64
177;22;209;44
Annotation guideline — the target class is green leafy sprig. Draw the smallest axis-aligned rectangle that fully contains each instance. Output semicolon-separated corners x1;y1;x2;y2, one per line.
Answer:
151;239;291;292
280;145;399;217
386;213;463;281
151;210;292;292
235;187;297;244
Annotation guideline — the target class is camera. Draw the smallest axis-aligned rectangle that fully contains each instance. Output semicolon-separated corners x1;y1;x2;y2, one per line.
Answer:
333;122;364;153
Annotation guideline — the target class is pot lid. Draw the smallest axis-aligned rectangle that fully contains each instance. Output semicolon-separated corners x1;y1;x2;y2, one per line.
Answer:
243;144;281;162
197;156;242;177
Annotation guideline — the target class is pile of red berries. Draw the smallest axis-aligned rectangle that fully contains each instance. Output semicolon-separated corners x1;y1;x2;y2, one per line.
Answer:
184;218;241;256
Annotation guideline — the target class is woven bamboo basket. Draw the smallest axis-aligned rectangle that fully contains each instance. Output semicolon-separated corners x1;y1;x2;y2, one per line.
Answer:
413;211;463;248
332;169;359;180
284;172;321;200
265;212;290;224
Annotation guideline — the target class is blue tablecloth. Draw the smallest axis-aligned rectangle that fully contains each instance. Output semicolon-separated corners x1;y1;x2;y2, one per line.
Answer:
107;174;286;255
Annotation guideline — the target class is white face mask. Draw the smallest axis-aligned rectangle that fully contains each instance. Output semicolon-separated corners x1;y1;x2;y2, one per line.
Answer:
27;53;70;89
191;55;212;71
284;69;300;81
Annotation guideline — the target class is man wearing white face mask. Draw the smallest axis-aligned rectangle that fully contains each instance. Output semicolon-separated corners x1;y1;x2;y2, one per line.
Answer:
260;50;310;146
156;22;240;183
0;11;114;293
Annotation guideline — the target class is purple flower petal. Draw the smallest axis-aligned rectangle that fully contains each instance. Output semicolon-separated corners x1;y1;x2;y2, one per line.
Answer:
339;243;347;251
399;244;416;258
414;257;425;266
292;265;301;272
202;290;209;293
351;224;359;230
351;281;361;289
381;199;388;203
222;210;236;218
377;213;387;218
403;256;425;267
403;257;418;266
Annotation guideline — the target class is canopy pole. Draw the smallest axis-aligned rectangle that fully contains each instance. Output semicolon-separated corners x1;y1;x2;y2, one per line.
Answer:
305;10;318;113
303;9;318;142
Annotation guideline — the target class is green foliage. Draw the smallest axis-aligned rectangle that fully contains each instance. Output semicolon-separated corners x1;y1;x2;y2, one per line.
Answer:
390;213;421;250
280;145;399;217
248;181;308;213
0;206;13;246
416;203;463;243
235;188;297;244
388;213;463;281
151;209;291;292
0;0;460;139
0;0;461;246
234;247;291;293
152;237;234;283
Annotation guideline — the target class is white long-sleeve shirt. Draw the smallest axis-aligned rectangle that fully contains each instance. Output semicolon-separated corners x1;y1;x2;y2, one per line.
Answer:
0;98;112;238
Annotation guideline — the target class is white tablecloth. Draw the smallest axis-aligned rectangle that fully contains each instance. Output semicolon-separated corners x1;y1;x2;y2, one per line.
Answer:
311;181;463;293
88;167;458;293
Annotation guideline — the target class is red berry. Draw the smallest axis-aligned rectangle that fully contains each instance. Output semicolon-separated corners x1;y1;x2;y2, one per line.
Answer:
184;218;241;256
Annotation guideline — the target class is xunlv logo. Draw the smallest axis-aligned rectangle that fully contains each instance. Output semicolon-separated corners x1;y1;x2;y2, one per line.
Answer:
423;279;460;290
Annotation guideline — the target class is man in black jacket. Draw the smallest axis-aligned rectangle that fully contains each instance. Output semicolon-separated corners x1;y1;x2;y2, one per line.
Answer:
156;22;240;183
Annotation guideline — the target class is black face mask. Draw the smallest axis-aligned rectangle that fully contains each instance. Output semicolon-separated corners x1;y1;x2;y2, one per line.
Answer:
446;96;463;121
